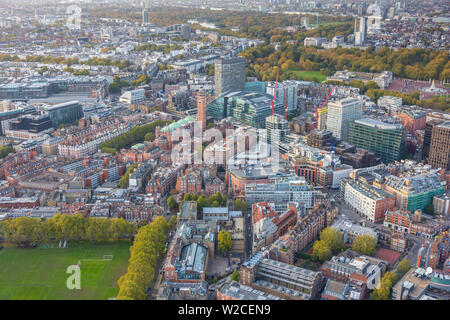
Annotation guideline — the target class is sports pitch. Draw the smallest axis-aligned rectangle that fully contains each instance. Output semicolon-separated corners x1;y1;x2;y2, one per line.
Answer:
0;241;131;300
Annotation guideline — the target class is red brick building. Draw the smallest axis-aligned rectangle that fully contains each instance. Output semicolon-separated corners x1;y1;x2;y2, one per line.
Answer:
176;170;202;195
0;197;39;209
204;176;225;196
398;110;426;135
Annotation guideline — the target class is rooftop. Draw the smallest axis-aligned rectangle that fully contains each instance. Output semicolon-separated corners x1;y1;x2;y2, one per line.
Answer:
354;118;403;130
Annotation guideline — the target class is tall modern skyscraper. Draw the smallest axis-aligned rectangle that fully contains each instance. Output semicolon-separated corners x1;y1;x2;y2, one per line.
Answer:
423;119;443;161
354;17;367;46
348;118;405;164
266;80;298;113
428;121;450;170
214;57;246;97
180;24;191;39
266;114;290;151
197;91;207;131
326;97;363;141
142;8;149;24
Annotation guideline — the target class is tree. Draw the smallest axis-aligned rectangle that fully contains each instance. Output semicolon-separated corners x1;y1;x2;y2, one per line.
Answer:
218;230;232;255
320;227;345;254
167;196;178;211
168;216;177;230
370;271;397;300
396;258;411;276
116;273;147;300
100;120;171;153
312;240;332;262
183;193;192;201
119;163;138;189
204;63;214;76
0;214;136;247
144;132;154;142
234;199;248;212
352;235;377;256
214;192;224;206
0;145;15;159
197;195;208;213
117;216;169;300
231;269;240;282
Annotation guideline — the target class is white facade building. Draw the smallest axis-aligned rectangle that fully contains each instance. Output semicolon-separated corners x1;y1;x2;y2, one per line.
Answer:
326;97;363;141
354;17;367;46
119;89;145;105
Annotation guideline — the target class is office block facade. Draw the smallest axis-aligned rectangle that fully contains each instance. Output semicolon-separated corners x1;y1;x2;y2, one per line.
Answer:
266;114;289;146
43;101;83;128
214;57;246;97
428;121;450;170
207;91;284;128
348;118;405;164
326;97;362;141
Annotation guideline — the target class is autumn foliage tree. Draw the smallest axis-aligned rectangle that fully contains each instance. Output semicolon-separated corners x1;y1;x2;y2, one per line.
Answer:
117;216;169;300
218;230;232;255
0;214;137;247
312;227;345;262
352;235;377;256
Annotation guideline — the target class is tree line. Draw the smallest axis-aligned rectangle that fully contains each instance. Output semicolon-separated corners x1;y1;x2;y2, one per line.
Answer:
100;120;172;154
116;216;176;300
89;6;351;42
365;89;449;112
240;45;449;83
0;214;137;247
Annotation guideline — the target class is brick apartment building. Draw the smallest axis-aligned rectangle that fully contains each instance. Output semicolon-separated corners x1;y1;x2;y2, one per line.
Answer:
176;170;202;195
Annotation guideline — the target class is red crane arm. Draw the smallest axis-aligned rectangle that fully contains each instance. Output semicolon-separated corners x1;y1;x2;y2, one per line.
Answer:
320;86;337;109
316;86;337;129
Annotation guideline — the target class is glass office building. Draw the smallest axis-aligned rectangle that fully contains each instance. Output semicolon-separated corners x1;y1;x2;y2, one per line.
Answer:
348;118;405;164
43;101;83;128
207;91;284;129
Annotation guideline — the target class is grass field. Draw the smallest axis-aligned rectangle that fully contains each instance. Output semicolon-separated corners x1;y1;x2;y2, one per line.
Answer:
0;241;131;300
317;21;348;27
286;70;328;82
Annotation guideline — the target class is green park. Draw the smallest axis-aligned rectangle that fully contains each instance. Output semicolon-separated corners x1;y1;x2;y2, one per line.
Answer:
0;241;131;300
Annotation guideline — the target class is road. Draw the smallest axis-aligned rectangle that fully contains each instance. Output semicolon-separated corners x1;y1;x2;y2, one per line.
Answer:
243;206;252;261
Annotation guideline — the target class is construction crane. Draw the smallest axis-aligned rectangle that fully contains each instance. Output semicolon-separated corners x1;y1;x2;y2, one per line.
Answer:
315;86;337;129
271;71;279;116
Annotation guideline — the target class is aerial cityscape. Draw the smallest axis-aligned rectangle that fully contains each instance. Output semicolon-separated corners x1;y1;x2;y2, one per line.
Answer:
0;0;448;307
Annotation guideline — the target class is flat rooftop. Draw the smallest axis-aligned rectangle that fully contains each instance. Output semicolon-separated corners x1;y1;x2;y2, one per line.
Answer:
354;118;403;130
